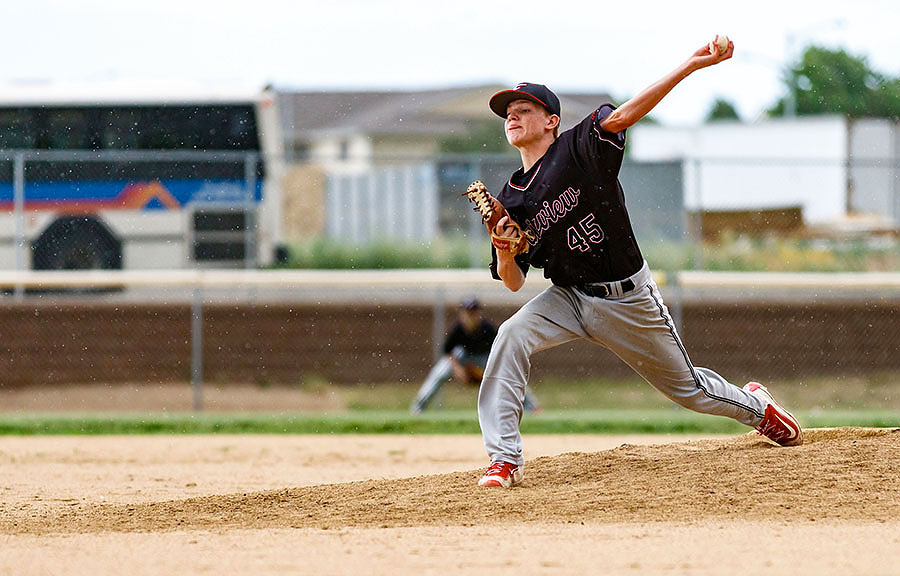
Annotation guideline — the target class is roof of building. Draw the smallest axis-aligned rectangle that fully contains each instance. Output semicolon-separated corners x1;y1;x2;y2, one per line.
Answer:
278;85;614;142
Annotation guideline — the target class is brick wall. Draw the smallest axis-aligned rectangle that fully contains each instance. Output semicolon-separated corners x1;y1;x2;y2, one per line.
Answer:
1;300;897;388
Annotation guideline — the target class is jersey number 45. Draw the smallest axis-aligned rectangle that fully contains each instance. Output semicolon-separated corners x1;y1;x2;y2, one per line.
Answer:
567;214;605;252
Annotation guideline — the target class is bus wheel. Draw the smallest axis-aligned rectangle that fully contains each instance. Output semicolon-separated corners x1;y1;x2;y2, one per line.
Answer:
33;216;123;270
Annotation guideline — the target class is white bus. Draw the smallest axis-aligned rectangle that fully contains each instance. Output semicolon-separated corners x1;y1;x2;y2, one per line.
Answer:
0;82;284;270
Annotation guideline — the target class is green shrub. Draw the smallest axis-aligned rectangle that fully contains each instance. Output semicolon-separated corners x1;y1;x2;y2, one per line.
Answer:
277;234;899;272
277;236;491;270
642;235;899;272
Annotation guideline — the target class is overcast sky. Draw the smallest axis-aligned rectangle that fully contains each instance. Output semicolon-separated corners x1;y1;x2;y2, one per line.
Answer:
7;0;899;125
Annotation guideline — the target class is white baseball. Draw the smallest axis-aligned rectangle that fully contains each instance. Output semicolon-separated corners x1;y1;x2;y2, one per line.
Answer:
709;34;729;55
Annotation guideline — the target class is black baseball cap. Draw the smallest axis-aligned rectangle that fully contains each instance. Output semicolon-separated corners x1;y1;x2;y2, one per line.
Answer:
489;83;561;118
460;296;481;310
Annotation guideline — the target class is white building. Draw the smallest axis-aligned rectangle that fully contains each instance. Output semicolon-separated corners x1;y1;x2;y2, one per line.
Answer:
629;116;900;232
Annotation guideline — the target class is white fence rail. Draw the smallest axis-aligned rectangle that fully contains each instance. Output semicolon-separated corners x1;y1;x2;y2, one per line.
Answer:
4;268;900;288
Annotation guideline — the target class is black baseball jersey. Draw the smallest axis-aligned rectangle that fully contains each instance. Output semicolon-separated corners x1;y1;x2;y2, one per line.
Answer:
443;319;497;356
490;104;644;286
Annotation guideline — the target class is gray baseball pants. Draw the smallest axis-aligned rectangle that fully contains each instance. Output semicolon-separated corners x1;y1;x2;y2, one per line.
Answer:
477;261;768;466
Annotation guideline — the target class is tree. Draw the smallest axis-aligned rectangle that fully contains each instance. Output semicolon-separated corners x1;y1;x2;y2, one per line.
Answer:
768;46;900;119
706;98;741;122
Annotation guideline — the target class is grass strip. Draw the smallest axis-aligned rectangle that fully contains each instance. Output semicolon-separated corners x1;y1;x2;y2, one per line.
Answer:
0;409;897;436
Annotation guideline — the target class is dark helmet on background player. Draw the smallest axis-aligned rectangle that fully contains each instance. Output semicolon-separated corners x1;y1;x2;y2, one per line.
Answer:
460;296;481;310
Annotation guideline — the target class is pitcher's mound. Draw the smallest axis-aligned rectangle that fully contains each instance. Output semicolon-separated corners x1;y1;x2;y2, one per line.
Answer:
11;427;899;534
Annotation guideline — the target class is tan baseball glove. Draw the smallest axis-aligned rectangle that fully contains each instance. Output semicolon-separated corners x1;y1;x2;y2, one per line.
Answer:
463;363;485;385
462;180;530;255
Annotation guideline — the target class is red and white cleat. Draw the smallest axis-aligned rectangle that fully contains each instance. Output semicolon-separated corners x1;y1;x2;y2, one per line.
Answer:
478;460;524;488
744;382;803;446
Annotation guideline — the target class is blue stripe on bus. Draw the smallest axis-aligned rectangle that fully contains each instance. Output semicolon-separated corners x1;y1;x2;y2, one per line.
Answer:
0;179;263;208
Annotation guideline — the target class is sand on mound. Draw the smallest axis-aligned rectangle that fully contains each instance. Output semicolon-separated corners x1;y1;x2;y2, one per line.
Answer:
4;427;897;535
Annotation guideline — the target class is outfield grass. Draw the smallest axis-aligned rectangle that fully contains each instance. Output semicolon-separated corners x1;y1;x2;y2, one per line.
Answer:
2;373;896;435
336;373;900;412
0;409;897;436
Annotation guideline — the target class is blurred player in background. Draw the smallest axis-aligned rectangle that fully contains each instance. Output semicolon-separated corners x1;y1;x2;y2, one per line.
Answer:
410;297;539;414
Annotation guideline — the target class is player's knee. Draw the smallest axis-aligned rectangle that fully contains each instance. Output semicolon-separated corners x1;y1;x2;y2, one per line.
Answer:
495;317;531;352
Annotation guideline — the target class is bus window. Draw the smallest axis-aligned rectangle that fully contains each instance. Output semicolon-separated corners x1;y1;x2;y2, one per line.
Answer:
46;109;91;150
232;107;257;149
101;108;140;150
139;107;180;149
0;109;36;148
180;105;258;150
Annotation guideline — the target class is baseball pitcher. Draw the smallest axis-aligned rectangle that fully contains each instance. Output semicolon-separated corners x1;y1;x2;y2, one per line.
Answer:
464;38;803;489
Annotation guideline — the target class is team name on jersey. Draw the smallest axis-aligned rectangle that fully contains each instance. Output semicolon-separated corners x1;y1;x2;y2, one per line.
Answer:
524;186;581;244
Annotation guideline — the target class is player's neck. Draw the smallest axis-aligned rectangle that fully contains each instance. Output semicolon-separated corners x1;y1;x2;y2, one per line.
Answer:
516;134;555;172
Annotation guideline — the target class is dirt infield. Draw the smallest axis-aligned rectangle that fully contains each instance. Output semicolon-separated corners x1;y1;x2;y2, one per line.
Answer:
1;429;898;575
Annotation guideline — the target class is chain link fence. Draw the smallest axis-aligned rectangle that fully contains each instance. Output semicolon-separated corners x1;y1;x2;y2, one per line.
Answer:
4;149;899;273
298;152;899;272
317;155;689;251
0;270;898;411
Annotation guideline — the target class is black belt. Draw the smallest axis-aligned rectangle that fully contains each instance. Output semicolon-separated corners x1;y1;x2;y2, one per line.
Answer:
574;278;635;298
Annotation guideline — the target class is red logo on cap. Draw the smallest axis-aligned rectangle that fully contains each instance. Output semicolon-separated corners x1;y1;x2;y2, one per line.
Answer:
515;83;530;89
